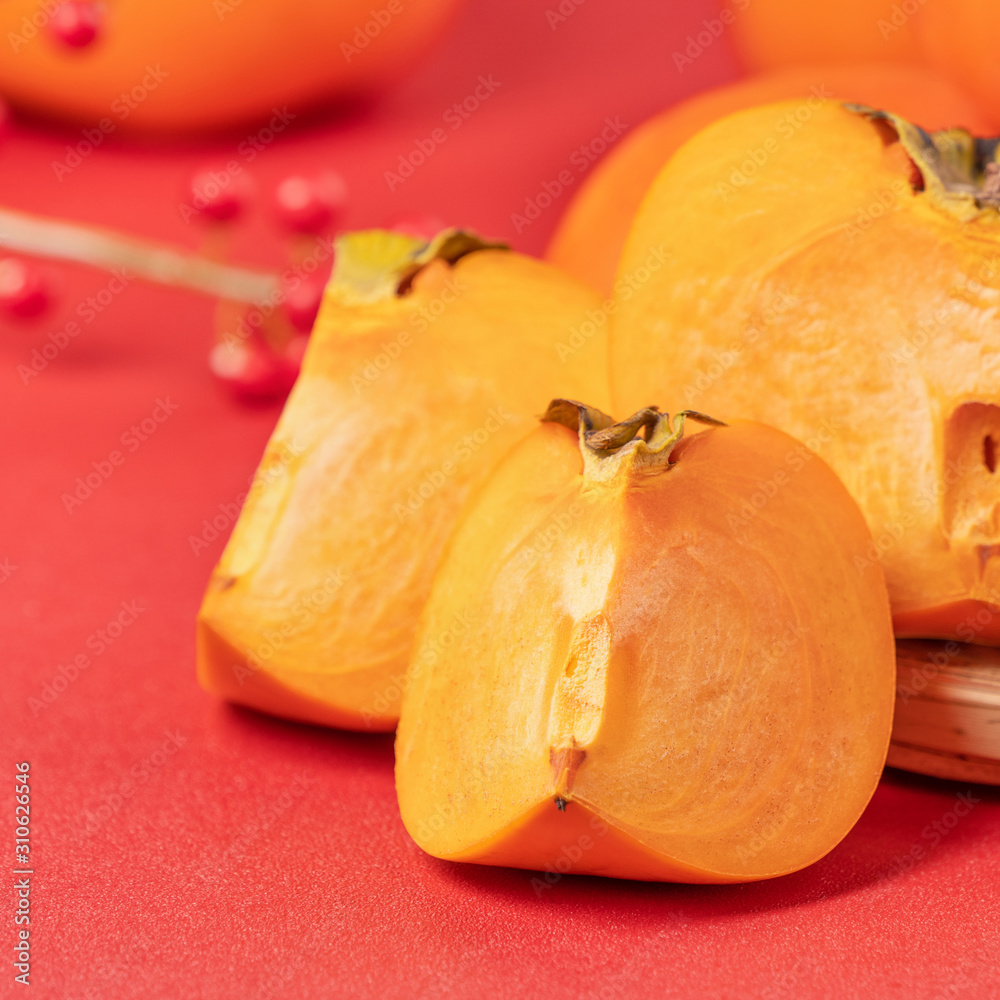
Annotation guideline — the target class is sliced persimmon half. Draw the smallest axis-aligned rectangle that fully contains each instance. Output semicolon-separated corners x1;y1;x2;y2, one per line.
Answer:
396;400;896;882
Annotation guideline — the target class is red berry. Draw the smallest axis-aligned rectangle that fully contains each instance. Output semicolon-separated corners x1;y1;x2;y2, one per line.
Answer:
187;166;252;223
273;172;347;233
48;2;102;48
283;334;311;368
281;274;327;333
387;213;447;242
208;339;298;403
0;258;49;319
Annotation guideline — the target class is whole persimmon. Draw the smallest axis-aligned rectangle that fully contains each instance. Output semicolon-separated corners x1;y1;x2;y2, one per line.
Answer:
547;64;991;295
728;0;923;72
729;0;1000;128
0;0;459;132
396;400;895;882
611;100;1000;649
917;2;1000;129
197;231;610;731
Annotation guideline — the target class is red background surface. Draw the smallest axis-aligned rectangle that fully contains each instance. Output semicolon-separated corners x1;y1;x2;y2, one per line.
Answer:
2;1;999;997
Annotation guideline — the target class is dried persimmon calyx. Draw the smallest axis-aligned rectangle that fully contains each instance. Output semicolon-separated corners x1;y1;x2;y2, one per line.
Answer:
541;397;725;481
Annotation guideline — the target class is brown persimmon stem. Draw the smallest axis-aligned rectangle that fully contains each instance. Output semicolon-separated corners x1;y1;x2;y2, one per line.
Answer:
846;104;1000;218
541;398;725;482
330;228;507;306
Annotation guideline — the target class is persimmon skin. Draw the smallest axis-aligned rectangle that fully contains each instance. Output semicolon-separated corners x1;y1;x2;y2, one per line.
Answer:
893;602;1000;648
197;234;610;732
610;100;1000;644
396;413;895;883
729;0;923;73
918;2;1000;130
546;64;990;295
730;0;1000;129
0;0;458;132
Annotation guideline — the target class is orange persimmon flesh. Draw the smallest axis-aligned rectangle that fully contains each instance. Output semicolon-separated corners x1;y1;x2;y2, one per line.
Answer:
610;100;1000;645
396;401;895;882
546;64;990;295
197;231;609;731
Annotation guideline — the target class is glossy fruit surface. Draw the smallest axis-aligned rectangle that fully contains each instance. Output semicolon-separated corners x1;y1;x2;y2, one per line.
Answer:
47;1;102;48
207;337;301;404
730;0;1000;127
197;230;610;731
0;0;460;132
547;64;991;295
0;257;49;318
611;100;1000;643
186;166;254;223
273;172;347;234
918;1;1000;128
396;401;895;882
729;0;923;73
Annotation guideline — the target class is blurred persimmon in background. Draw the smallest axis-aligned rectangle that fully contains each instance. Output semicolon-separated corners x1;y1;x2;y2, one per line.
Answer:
547;63;991;295
0;0;461;133
728;0;924;71
730;0;1000;128
917;2;1000;129
611;100;1000;650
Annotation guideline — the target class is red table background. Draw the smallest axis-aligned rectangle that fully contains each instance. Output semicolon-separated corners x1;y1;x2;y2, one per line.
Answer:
2;1;999;997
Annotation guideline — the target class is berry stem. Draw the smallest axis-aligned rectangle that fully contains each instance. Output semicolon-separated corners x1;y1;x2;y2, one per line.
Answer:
0;206;278;305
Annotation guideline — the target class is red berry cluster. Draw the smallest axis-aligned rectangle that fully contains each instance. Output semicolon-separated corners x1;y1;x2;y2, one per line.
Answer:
48;1;103;49
186;168;348;403
1;108;448;408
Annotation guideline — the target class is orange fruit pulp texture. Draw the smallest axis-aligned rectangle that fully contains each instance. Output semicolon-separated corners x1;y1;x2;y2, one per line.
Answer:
396;401;895;882
611;100;1000;646
0;0;459;132
730;0;1000;129
546;64;992;296
197;230;610;731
